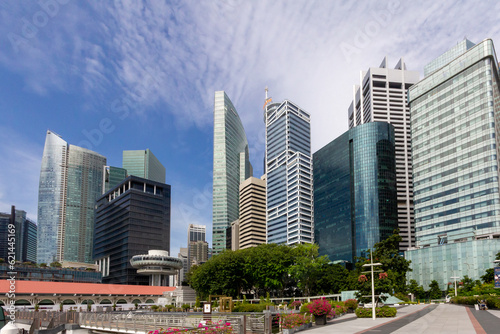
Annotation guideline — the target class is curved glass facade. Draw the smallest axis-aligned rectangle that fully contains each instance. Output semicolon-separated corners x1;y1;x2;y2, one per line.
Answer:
313;122;398;264
37;131;106;264
212;91;252;255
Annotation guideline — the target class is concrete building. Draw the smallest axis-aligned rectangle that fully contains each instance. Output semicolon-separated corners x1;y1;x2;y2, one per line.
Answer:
348;58;420;251
239;176;266;249
406;39;500;289
130;250;183;286
212;91;252;254
37;130;106;264
177;247;188;285
265;94;313;245
94;176;171;285
122;149;165;183
187;224;207;271
313;122;398;264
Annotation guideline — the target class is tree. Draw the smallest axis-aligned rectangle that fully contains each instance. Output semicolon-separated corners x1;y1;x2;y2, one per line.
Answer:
496;251;500;261
313;263;350;295
428;280;442;300
481;268;494;284
371;231;412;294
288;244;329;296
50;261;62;268
408;279;426;300
461;275;475;293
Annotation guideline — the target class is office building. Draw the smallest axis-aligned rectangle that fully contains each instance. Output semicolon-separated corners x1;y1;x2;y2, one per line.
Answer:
230;220;239;250
177;247;188;285
212;91;253;254
102;166;128;194
348;58;420;251
239;176;266;249
313;122;398;264
38;130;106;264
188;240;209;268
0;206;37;263
123;149;166;183
265;96;313;245
187;224;207;270
94;176;171;285
406;39;500;288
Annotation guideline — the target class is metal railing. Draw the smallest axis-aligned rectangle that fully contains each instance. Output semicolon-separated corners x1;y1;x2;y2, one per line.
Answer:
16;311;79;326
79;312;245;334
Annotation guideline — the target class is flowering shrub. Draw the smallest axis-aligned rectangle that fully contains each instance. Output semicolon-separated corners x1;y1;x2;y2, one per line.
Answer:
344;299;358;311
279;314;309;329
358;275;367;282
306;298;332;316
290;300;302;308
330;301;347;314
379;272;388;280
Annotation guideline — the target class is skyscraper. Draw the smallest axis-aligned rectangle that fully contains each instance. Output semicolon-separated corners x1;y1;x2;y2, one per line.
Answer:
123;149;166;183
313;122;398;264
406;39;500;288
37;130;106;264
102;166;128;194
0;206;37;263
239;176;266;249
94;175;171;285
187;224;208;270
265;96;313;245
212;91;252;255
348;58;420;251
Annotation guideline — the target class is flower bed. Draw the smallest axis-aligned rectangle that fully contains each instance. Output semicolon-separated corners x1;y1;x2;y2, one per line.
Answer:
149;320;233;334
355;306;397;318
279;313;310;329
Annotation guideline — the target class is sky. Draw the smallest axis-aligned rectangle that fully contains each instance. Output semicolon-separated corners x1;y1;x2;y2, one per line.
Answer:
1;0;500;259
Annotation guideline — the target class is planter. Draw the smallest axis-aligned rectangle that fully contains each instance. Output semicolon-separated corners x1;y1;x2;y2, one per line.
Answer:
283;329;295;334
315;315;327;326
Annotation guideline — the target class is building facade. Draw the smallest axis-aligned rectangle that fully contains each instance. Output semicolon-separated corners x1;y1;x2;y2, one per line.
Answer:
123;149;166;183
177;247;188;285
0;206;37;263
38;130;106;264
94;176;171;285
212;91;252;255
348;58;420;251
239;176;267;249
187;224;207;270
265;98;313;245
102;166;128;194
406;39;500;288
313;122;398;264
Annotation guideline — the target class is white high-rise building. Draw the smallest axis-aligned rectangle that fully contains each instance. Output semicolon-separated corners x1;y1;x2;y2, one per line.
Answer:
264;92;313;245
348;58;420;250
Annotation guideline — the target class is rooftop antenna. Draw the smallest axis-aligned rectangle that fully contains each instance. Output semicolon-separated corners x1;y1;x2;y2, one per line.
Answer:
263;86;272;110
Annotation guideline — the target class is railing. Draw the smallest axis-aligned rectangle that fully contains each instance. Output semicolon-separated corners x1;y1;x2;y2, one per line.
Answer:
79;312;245;334
16;311;79;326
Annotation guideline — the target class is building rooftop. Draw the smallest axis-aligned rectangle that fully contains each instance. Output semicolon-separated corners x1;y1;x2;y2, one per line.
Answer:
0;280;175;295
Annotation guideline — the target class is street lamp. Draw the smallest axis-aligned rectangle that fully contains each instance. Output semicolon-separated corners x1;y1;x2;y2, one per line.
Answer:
362;250;382;320
450;275;459;297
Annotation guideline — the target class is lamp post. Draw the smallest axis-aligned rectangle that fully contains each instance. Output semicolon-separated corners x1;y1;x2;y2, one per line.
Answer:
450;275;459;297
362;250;382;320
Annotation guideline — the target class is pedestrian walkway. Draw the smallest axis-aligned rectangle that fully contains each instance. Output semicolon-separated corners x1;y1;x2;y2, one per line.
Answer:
303;304;500;334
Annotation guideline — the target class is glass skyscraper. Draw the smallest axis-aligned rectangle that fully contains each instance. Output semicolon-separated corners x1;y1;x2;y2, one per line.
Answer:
313;122;398;264
406;39;500;288
212;91;252;255
0;206;37;263
265;98;313;245
102;166;128;194
348;58;420;251
123;149;166;184
37;130;106;264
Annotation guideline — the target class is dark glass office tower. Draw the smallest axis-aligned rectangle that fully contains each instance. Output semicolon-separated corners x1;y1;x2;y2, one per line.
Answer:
93;176;171;285
313;122;398;264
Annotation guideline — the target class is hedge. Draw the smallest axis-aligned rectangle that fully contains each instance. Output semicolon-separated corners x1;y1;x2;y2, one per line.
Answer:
355;306;397;318
232;303;269;312
451;295;500;309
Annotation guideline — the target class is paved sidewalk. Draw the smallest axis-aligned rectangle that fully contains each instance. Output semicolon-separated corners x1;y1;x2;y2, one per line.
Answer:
303;304;500;334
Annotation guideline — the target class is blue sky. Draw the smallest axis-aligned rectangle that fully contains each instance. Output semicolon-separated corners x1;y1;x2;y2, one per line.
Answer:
1;0;499;258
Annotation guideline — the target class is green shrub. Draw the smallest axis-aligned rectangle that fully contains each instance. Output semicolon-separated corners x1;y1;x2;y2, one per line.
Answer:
344;299;358;311
330;301;347;314
233;303;269;312
355;306;397;318
394;292;410;302
299;302;312;314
